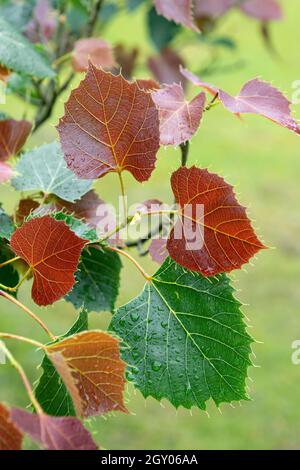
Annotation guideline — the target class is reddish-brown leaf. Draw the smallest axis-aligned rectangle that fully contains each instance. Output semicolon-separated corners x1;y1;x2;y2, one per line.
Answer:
10;215;86;306
0;162;13;183
0;119;31;161
240;0;283;21
114;44;139;79
152;83;206;146
148;48;187;88
0;65;10;82
55;190;106;229
0;403;23;450
11;409;98;450
136;79;160;92
72;38;115;73
167;166;266;276
15;198;40;226
154;0;199;31
46;331;128;417
57;64;160;182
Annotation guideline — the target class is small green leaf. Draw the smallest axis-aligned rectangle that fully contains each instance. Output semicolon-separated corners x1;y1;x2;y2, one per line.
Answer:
0;206;14;240
12;142;92;202
52;212;99;242
0;16;55;79
147;6;181;51
67;247;122;313
35;309;88;417
0;241;19;292
110;257;253;410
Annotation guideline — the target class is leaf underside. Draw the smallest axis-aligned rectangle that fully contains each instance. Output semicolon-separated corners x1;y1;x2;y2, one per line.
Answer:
110;257;253;410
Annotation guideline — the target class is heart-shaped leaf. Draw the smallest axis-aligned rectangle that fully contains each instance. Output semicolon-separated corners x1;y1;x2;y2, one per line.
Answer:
167;166;266;276
10;215;86;305
57;64;160;182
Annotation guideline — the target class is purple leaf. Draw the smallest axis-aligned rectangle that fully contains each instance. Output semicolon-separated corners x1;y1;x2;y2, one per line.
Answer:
154;0;199;31
149;238;168;264
152;83;206;146
240;0;283;21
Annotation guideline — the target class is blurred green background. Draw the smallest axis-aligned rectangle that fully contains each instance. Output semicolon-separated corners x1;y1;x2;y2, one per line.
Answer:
1;0;300;450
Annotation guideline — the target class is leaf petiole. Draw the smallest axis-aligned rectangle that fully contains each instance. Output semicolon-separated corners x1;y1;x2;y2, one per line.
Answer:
105;246;152;281
0;267;32;293
0;256;20;269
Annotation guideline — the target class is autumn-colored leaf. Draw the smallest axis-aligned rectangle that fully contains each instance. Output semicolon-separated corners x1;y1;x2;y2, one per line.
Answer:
0;162;13;183
154;0;199;31
152;83;206;146
46;331;128;417
55;190;106;229
0;65;10;82
57;64;160;182
10;215;86;306
0;119;31;161
11;408;98;450
15;198;40;226
181;69;300;135
167;166;266;276
72;38;115;73
0;403;23;450
240;0;283;21
114;44;139;79
194;0;234;18
148;48;187;88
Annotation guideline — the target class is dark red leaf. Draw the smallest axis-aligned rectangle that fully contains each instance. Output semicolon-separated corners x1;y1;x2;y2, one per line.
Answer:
57;64;160;182
152;83;206;146
148;48;187;88
240;0;283;21
154;0;199;31
46;331;128;417
167;166;266;276
72;38;115;73
15;199;40;226
0;403;23;450
10;215;86;306
0;119;31;161
11;409;98;450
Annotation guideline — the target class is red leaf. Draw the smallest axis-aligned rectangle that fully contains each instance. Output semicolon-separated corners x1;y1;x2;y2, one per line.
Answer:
55;190;107;229
152;83;206;146
11;409;98;450
72;38;115;73
0;65;10;83
0;404;23;450
148;48;187;88
194;0;234;18
10;215;86;306
154;0;199;31
0;162;13;183
149;238;168;264
46;331;128;417
167;166;266;276
0;119;31;161
240;0;283;21
57;64;160;182
181;69;300;135
15;198;40;226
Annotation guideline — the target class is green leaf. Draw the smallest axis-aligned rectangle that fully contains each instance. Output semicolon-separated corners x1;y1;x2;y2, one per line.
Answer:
110;257;253;410
0;16;55;79
12;142;92;202
35;309;88;417
147;6;181;51
52;212;99;242
66;247;122;313
0;206;14;240
0;241;19;291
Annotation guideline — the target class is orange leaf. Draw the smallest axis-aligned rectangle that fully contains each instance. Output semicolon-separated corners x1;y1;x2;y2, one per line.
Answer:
46;331;128;417
10;215;86;306
0;403;23;450
57;64;160;182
